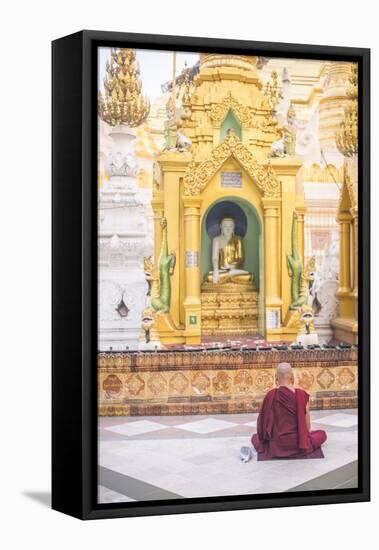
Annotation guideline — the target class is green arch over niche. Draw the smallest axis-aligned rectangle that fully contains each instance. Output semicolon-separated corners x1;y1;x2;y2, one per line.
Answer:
220;109;242;141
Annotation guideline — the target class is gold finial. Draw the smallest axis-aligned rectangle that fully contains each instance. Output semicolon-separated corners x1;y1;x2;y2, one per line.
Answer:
263;70;283;114
98;48;150;127
335;65;358;157
178;60;193;107
287;103;296;118
166;96;175;114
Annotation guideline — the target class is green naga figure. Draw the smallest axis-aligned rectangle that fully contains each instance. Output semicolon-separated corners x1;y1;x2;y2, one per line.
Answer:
286;211;316;310
151;217;176;314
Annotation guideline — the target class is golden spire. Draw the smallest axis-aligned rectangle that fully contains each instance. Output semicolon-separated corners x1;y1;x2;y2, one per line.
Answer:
335;64;358;157
98;48;150;127
178;61;193;108
287;103;296;119
263;71;283;114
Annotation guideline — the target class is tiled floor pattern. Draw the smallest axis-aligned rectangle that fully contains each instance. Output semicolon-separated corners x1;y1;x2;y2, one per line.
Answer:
98;409;358;503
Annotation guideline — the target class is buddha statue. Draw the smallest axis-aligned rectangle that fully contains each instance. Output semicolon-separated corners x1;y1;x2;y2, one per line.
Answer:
205;217;253;284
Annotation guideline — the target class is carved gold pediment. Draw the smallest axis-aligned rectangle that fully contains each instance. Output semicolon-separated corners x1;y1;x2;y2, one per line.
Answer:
338;161;358;216
209;93;252;128
183;130;281;197
300;163;343;183
343;161;358;210
335;65;358;158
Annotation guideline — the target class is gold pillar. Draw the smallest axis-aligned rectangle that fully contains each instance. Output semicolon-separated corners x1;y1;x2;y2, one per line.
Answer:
270;157;302;325
151;193;164;264
351;207;358;296
296;206;306;264
262;197;282;334
183;195;202;343
331;190;358;344
338;212;352;295
157;152;192;328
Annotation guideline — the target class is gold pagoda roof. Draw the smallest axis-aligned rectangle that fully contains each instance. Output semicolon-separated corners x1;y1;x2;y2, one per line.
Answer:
199;53;258;72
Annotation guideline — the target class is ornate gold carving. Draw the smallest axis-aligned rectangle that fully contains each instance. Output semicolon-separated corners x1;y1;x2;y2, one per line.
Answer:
254;370;274;392
213;371;232;395
147;373;167;396
208;93;275;132
98;353;131;369
335;64;358;157
169;373;189;395
343;161;358;209
263;71;283;115
253;112;278;132
337;367;355;389
102;374;123;399
98;355;107;368
98;349;358;415
201;281;258;336
125;374;145;397
99;405;130;416
192;372;211;395
210;93;252;127
178;61;194;113
317;368;335;390
98;48;150;127
296;369;315;391
234;370;254;394
300;163;343;183
183;130;281;197
200;54;257;72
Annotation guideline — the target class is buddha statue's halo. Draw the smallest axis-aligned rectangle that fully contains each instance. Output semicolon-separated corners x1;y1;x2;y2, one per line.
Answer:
205;200;247;238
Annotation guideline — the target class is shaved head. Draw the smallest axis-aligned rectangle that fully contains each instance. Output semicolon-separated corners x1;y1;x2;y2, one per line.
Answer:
275;362;294;386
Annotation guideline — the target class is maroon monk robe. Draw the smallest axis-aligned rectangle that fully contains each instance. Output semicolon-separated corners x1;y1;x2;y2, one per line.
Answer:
251;386;327;459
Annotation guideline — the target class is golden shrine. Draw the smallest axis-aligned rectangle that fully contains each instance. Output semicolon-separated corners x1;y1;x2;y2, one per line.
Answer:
97;50;359;417
151;53;307;344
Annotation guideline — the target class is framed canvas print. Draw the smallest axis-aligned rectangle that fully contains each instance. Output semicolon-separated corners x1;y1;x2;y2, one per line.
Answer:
52;30;370;520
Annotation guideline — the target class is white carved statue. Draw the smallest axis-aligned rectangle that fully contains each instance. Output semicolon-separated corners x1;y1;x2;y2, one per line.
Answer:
311;230;340;342
176;131;192;152
106;151;138;177
313;231;339;295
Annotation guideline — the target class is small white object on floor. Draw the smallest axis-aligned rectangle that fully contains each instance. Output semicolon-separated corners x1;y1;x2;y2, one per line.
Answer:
240;446;255;463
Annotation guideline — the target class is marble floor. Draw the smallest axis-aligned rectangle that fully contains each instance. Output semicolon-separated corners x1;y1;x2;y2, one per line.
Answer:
98;409;358;503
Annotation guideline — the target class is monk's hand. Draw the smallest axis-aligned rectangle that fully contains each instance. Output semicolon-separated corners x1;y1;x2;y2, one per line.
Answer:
213;270;220;284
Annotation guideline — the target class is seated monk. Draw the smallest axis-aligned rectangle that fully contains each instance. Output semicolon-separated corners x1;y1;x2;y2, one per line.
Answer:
251;362;327;459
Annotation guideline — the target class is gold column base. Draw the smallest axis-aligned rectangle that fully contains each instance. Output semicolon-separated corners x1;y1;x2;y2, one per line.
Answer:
155;314;186;345
183;300;201;344
262;309;300;343
284;308;301;329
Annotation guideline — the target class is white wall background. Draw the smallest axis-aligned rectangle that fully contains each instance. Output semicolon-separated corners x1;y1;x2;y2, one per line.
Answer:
0;0;376;547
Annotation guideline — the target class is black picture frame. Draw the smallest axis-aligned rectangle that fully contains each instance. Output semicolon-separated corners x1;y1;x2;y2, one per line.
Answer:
52;30;370;520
